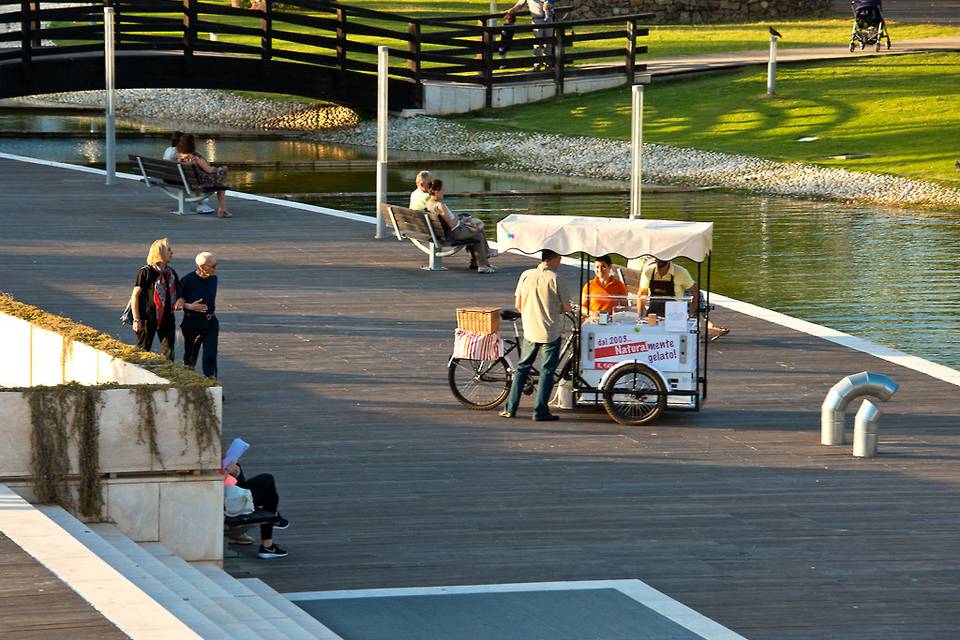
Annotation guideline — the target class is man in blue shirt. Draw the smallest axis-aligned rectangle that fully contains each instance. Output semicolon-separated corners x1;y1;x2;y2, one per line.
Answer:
178;251;220;379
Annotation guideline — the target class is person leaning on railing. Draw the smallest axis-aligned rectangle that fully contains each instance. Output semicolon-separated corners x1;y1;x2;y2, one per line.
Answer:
503;0;556;71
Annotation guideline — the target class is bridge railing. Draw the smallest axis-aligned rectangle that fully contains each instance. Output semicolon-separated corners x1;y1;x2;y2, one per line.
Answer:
0;0;650;110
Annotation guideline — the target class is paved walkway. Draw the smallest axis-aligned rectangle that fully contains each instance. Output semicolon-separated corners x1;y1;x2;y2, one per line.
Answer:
647;36;960;77
3;157;960;639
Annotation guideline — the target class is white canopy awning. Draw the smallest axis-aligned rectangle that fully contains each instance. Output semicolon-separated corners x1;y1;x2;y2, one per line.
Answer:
496;215;713;262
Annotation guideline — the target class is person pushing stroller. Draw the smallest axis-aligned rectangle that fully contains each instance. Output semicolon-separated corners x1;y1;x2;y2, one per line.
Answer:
849;0;891;52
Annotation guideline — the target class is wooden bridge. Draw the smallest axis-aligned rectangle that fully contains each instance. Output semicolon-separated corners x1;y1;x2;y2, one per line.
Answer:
0;0;651;112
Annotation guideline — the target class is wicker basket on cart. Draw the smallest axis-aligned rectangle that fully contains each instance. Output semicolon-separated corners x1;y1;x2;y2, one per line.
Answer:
456;307;501;335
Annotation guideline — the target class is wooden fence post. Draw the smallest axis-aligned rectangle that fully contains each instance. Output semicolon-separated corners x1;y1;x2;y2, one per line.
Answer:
28;2;40;49
182;0;196;63
407;20;422;108
479;20;493;109
19;1;32;73
261;0;272;63
335;7;347;72
553;23;564;95
626;17;637;83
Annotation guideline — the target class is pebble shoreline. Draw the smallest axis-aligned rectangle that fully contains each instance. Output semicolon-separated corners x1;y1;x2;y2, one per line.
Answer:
14;88;960;210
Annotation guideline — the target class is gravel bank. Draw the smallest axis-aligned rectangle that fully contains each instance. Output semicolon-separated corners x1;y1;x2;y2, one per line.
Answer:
307;117;960;211
14;89;960;210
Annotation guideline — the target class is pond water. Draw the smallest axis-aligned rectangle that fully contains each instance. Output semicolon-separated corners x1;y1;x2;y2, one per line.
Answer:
4;107;959;370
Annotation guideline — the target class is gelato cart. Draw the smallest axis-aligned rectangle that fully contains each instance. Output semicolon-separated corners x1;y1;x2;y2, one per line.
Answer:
494;214;714;425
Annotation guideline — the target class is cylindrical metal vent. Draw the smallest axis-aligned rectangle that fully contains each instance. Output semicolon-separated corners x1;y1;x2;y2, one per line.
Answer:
821;372;898;445
853;399;882;458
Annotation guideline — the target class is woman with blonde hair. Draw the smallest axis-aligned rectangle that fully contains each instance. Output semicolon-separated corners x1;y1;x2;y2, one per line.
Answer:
128;238;180;359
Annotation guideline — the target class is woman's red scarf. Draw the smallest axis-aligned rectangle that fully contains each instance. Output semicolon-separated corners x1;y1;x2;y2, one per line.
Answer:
153;266;176;325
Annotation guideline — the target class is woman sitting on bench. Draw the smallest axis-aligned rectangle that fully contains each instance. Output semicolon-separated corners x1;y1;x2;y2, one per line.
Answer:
175;133;233;219
427;179;496;274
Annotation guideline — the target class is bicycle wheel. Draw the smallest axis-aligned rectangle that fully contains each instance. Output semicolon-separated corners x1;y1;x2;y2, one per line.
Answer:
448;357;511;410
601;363;666;426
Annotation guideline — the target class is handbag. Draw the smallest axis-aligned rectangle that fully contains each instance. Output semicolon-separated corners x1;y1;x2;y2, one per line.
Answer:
120;301;134;326
224;485;255;517
459;215;484;234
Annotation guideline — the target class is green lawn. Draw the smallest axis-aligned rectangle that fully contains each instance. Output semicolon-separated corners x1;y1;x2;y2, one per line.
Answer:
461;52;960;187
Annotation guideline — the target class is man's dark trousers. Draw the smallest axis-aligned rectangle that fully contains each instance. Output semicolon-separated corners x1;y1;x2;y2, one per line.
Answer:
504;337;561;419
182;315;219;378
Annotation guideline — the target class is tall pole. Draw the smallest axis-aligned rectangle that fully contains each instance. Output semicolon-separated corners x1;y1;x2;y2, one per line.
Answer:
629;83;643;219
767;35;777;96
375;46;388;239
104;6;117;186
488;0;497;27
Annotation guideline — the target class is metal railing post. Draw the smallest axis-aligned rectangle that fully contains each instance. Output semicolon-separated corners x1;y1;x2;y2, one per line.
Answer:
629;83;643;218
375;46;389;239
104;5;117;186
767;35;777;95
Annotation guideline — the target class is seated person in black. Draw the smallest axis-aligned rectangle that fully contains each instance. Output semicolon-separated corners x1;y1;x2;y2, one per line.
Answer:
225;461;289;559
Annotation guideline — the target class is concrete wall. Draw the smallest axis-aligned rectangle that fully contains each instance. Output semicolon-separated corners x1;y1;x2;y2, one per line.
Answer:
423;72;643;115
0;309;223;561
571;0;832;23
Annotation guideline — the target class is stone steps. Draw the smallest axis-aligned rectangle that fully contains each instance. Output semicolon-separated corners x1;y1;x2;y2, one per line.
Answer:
36;505;341;639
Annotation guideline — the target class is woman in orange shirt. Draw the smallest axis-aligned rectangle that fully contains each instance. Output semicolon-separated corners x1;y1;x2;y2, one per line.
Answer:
581;255;628;319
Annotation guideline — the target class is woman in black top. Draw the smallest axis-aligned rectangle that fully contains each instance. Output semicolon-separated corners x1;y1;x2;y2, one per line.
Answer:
128;238;180;360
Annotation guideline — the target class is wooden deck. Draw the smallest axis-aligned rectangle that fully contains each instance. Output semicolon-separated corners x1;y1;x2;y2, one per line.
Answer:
2;157;960;639
0;533;127;639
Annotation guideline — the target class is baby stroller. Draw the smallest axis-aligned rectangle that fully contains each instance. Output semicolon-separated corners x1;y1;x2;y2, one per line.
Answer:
850;0;891;52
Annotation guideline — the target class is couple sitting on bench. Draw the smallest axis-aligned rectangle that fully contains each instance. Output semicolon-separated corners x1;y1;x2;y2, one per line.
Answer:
223;460;289;559
410;170;497;274
164;130;234;218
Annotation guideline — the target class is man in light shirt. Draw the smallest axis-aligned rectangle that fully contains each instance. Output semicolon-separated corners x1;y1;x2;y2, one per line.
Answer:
500;249;573;421
409;170;432;210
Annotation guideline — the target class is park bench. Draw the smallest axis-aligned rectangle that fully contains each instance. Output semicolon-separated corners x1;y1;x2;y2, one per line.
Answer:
380;202;469;271
129;155;223;215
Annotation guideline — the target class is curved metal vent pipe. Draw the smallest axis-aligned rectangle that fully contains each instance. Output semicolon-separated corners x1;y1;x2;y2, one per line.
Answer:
821;372;898;446
853;399;882;458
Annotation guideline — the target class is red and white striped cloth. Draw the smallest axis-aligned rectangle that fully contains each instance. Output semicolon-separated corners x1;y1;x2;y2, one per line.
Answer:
453;329;503;360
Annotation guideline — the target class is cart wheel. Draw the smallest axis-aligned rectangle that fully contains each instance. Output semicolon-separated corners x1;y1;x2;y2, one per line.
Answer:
601;363;666;426
448;357;511;410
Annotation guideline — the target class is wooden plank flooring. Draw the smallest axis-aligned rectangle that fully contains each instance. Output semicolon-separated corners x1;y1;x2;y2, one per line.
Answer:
0;533;128;639
1;158;959;639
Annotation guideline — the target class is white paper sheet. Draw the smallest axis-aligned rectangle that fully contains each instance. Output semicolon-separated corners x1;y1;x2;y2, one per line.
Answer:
664;300;689;333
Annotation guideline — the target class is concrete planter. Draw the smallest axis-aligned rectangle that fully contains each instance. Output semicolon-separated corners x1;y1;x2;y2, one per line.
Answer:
0;309;223;561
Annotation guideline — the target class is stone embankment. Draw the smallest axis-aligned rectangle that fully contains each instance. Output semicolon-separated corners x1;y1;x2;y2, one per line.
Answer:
14;89;960;210
310;117;960;211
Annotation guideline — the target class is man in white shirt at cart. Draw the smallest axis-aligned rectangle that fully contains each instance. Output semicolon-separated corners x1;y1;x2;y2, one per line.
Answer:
503;0;556;71
500;249;573;421
636;258;730;340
